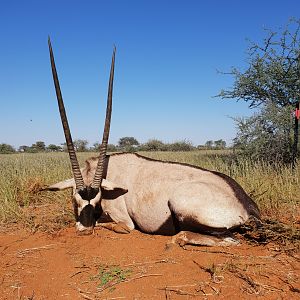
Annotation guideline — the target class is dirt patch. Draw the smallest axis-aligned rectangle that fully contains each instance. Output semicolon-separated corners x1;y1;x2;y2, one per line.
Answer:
0;222;299;300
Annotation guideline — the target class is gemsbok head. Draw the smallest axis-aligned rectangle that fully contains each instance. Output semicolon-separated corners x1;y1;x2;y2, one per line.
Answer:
47;38;127;234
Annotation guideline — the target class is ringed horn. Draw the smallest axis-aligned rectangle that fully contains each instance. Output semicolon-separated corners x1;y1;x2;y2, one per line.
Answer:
48;37;116;192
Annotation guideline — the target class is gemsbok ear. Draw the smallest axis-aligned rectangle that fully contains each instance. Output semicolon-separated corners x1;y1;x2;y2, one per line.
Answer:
101;179;128;200
44;178;75;191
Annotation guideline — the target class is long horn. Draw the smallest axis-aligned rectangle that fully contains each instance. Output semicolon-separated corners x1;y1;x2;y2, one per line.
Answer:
91;47;116;189
48;37;85;191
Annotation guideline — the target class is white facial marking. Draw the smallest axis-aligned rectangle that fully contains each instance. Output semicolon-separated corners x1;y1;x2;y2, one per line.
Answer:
90;191;101;207
74;193;89;215
76;222;93;233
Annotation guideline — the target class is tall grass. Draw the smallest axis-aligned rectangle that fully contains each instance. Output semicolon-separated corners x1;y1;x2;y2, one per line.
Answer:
0;151;299;226
0;152;90;224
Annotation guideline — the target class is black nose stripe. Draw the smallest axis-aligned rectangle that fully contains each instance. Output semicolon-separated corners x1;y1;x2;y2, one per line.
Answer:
78;187;99;201
79;204;95;227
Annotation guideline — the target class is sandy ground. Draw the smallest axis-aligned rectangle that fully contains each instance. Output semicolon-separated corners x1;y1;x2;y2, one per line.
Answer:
0;224;299;300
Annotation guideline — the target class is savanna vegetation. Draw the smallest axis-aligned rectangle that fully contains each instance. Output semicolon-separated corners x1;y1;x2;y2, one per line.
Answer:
0;19;299;244
218;18;300;164
0;137;227;154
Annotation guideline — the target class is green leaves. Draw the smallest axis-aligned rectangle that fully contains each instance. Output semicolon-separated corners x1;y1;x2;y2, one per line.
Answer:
233;102;294;163
91;265;132;289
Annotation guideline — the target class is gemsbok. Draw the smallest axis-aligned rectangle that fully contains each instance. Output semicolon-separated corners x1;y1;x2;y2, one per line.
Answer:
46;38;260;247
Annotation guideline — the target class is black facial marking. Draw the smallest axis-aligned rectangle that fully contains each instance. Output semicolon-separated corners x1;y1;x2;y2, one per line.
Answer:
94;203;103;221
78;186;99;200
102;188;128;199
79;204;95;227
45;187;60;191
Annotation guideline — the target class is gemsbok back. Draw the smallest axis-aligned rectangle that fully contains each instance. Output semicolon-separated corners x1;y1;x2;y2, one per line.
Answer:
46;38;260;247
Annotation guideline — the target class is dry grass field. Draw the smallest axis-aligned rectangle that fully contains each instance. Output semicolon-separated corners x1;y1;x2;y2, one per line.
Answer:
0;151;299;299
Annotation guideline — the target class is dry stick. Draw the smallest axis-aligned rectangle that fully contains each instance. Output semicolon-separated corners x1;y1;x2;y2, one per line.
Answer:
278;277;300;293
290;286;300;293
97;273;162;293
75;265;91;269
79;292;94;300
75;287;94;300
70;270;90;278
162;285;197;298
160;284;216;297
184;247;236;256
123;258;176;267
163;284;197;289
16;244;55;257
260;283;284;292
161;287;203;297
209;285;220;294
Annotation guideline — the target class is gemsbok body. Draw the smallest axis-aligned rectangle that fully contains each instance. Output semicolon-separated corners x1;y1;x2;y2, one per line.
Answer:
46;39;260;247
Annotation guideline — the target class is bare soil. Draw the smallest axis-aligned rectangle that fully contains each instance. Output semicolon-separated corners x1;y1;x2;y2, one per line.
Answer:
0;220;299;300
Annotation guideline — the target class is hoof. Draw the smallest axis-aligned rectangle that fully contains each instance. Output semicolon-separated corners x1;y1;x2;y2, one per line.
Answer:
113;222;131;234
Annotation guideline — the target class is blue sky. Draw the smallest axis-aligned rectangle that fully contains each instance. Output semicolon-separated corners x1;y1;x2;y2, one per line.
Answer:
0;0;299;148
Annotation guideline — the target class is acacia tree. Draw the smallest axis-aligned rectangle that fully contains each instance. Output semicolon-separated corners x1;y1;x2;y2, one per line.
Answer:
118;137;139;152
92;142;117;152
233;102;293;163
47;144;62;152
73;139;88;152
218;18;300;163
32;141;46;152
214;139;226;149
0;143;15;154
141;139;167;151
205;140;214;149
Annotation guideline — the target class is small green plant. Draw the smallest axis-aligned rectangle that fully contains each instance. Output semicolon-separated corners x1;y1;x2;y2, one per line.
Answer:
92;265;132;289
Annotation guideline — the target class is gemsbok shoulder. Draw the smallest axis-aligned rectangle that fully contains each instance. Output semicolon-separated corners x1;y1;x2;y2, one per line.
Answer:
45;38;260;247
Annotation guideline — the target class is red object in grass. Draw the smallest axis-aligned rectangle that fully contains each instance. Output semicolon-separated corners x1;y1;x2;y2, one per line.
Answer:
296;108;300;120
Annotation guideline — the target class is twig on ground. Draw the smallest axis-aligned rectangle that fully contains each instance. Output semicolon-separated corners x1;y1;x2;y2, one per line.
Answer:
79;292;94;300
70;270;90;278
184;247;236;256
74;287;94;300
278;276;300;293
97;273;162;293
289;285;300;293
162;284;197;289
16;244;55;257
160;287;202;297
75;265;91;269
103;297;125;300
123;258;176;267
